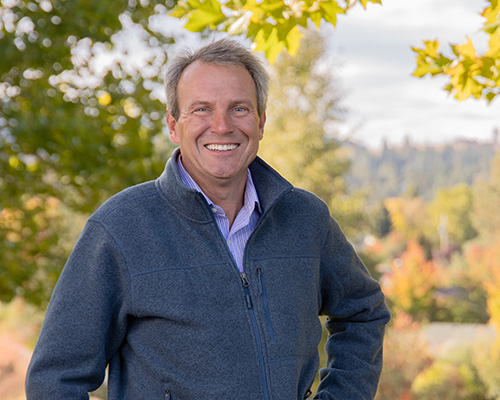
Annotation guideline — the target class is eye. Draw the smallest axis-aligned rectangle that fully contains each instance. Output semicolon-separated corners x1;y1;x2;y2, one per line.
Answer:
234;106;249;113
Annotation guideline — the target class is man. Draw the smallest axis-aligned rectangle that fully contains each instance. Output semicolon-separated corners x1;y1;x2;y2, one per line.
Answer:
26;38;390;400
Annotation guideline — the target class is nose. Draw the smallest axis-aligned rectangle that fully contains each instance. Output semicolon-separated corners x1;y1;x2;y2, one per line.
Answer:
211;109;233;134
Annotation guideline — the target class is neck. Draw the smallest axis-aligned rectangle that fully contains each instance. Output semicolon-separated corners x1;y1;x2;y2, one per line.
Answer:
199;178;246;228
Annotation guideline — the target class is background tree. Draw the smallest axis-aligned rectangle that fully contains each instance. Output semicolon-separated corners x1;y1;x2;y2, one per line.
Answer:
0;0;178;305
384;196;431;244
472;151;500;243
427;183;477;249
258;30;366;235
381;240;440;321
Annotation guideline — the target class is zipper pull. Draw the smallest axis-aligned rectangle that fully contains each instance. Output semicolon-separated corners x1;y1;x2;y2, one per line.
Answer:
245;294;253;309
165;390;172;400
240;272;250;287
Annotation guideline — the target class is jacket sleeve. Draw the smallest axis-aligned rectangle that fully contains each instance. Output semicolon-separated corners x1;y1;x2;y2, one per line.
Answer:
25;220;131;399
314;217;391;400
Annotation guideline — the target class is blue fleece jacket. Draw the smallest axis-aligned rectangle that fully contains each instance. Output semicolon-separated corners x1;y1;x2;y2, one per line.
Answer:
26;149;390;400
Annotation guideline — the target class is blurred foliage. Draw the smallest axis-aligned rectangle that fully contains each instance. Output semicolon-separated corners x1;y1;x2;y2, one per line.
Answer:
375;313;433;400
1;0;176;213
413;0;500;102
0;296;44;349
465;240;500;355
384;196;432;243
169;0;381;63
0;195;84;305
411;354;487;400
259;30;367;236
381;240;440;322
427;183;477;248
472;339;500;400
0;0;179;306
472;151;500;243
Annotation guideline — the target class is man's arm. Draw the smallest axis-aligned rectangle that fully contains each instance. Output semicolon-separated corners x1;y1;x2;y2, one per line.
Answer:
25;221;130;399
315;217;391;400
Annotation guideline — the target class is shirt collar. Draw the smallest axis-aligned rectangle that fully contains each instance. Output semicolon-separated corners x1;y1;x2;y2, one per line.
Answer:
176;155;262;214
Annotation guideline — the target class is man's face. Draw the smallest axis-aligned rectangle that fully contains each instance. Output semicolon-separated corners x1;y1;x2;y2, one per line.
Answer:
167;61;266;192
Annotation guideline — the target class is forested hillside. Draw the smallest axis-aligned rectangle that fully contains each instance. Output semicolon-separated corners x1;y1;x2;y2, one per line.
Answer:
346;136;499;202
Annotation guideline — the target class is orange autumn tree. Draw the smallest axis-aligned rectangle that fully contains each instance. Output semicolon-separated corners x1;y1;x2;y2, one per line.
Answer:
465;241;500;356
382;240;440;321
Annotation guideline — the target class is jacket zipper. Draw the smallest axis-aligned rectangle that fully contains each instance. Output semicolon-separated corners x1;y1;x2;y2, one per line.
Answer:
239;272;271;400
256;268;275;342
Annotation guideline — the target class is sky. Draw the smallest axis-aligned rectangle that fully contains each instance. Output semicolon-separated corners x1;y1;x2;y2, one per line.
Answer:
325;0;499;148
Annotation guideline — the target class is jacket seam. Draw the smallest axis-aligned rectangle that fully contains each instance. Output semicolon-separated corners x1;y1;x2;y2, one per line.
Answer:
130;262;233;278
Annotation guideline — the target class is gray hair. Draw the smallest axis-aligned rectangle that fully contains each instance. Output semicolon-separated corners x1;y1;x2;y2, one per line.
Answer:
165;38;269;120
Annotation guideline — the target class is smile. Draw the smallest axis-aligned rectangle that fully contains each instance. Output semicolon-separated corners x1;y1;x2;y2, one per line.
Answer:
205;144;239;152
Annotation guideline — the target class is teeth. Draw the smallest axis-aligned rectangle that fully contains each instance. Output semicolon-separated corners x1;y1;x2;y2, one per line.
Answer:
205;144;238;151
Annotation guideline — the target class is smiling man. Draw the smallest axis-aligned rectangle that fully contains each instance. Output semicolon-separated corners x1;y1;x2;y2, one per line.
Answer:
167;59;265;226
26;39;390;400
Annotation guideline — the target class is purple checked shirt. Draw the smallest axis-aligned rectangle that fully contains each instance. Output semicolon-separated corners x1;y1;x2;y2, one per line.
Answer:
177;157;261;272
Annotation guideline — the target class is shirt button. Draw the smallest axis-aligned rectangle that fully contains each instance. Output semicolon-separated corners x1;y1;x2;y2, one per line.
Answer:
227;239;232;245
211;207;218;214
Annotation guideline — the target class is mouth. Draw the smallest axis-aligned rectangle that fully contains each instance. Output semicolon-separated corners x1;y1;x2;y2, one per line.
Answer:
205;144;239;152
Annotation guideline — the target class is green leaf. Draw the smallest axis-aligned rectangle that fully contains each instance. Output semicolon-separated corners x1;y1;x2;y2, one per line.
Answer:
183;0;226;32
319;1;345;27
254;25;284;64
412;40;451;77
486;91;497;102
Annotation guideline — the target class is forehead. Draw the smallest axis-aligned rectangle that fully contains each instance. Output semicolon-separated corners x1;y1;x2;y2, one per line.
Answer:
177;61;257;106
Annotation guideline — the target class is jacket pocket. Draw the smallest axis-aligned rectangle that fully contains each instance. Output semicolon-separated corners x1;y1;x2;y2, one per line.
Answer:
256;267;276;342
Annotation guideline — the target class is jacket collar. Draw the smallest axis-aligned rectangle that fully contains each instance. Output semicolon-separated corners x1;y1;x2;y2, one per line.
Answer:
156;148;293;222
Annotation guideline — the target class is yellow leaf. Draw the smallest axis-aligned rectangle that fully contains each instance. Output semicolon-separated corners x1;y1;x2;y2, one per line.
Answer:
254;26;284;64
446;62;484;101
183;0;225;32
319;1;345;27
481;1;500;28
411;41;449;77
454;37;477;59
285;25;302;56
422;40;440;58
358;0;382;9
486;32;500;57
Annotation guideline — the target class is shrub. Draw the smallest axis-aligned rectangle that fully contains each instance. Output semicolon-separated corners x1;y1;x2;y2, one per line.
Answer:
411;350;487;400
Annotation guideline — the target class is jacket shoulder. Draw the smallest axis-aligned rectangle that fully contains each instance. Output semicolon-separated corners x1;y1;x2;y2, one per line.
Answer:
90;180;159;223
288;187;331;216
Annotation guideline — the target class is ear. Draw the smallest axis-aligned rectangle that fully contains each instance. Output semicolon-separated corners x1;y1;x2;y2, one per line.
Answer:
166;111;180;144
258;112;266;141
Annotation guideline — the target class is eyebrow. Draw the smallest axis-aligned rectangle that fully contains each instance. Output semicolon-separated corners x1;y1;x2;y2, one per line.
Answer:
187;99;256;110
187;101;211;110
